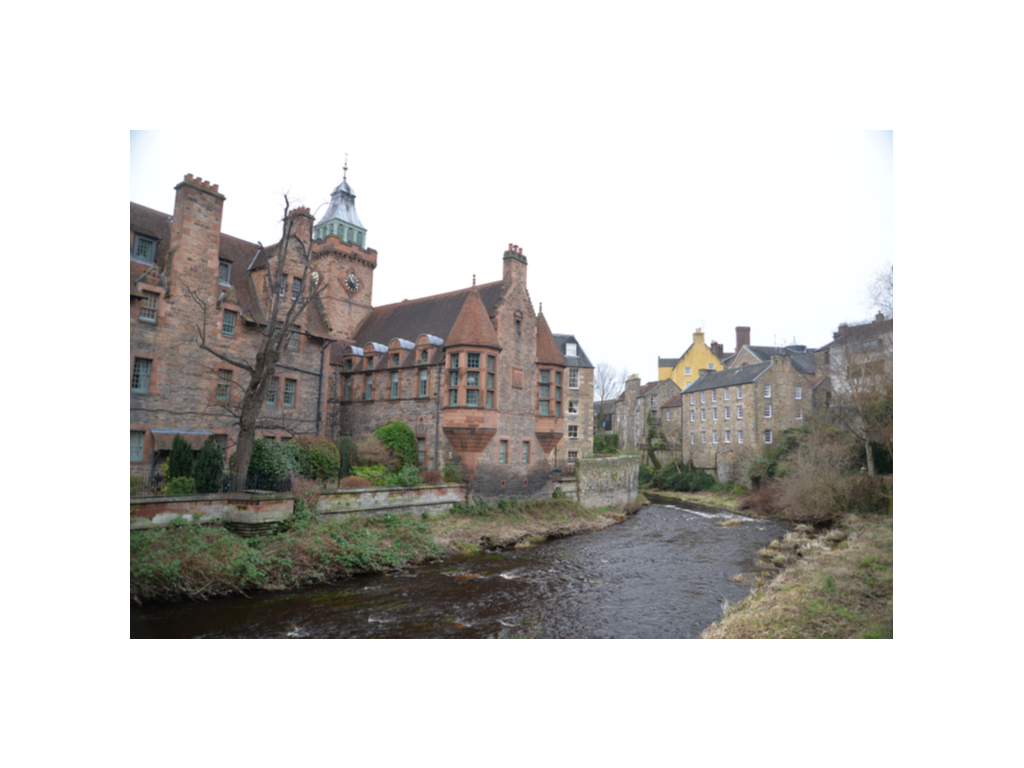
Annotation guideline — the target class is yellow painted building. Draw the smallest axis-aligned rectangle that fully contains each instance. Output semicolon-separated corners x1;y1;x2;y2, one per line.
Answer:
658;329;723;390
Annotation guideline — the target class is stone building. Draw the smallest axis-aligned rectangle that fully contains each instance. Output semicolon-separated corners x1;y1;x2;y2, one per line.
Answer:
131;170;591;498
130;175;338;479
618;376;682;453
675;351;824;483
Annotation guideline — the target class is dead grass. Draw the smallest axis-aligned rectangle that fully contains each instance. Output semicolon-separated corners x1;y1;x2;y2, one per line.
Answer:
702;512;893;639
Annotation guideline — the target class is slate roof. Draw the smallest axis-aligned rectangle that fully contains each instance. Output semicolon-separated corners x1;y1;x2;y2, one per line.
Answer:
553;334;594;369
658;357;679;368
816;316;893;351
682;361;772;394
352;281;504;349
736;345;816;375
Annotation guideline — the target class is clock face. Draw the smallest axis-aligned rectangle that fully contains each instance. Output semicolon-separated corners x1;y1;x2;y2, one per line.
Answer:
345;272;360;294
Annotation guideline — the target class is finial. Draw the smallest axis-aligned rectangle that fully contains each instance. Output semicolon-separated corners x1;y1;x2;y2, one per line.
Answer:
343;152;348;182
539;302;543;314
472;274;476;286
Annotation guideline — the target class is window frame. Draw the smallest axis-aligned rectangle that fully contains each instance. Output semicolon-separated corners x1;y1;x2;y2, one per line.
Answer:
140;291;158;323
266;378;278;404
131;430;144;462
569;368;579;389
219;260;231;285
216;370;231;400
132;358;152;393
222;309;236;337
284;378;296;407
133;235;156;263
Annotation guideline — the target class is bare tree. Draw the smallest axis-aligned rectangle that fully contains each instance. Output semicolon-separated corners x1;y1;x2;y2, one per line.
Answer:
182;197;327;490
593;361;627;429
869;260;893;318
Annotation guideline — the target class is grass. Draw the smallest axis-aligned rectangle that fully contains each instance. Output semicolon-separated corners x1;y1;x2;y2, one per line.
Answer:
131;498;635;604
701;511;893;639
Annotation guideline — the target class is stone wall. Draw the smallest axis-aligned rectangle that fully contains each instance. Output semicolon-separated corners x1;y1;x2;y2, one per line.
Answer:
577;455;640;509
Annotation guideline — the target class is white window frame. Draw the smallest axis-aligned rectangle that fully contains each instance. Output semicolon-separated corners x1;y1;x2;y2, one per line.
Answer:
565;342;577;357
764;384;771;398
690;410;695;423
764;429;772;444
724;406;730;420
685;367;691;376
568;425;579;440
701;431;706;444
713;407;718;421
765;404;772;418
713;431;718;444
724;388;730;401
569;368;580;389
689;394;694;405
568;400;579;415
711;390;717;402
795;386;802;400
738;430;744;444
700;392;705;404
736;387;743;400
725;430;731;443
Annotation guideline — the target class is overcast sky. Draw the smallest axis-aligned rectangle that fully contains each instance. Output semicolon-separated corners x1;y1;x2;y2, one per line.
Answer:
129;9;891;390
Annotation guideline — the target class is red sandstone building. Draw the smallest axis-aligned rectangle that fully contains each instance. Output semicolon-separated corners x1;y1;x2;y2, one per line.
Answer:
130;171;593;497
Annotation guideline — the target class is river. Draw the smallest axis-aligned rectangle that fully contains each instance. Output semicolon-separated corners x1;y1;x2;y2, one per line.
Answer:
130;503;790;638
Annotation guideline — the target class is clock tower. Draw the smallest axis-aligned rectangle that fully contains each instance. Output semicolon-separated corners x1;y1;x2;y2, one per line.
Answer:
312;159;376;339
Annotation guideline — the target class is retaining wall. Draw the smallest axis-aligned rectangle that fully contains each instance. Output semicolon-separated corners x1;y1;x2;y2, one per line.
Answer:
577;455;640;508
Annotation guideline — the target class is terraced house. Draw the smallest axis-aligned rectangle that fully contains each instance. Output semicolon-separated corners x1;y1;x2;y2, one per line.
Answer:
131;171;592;497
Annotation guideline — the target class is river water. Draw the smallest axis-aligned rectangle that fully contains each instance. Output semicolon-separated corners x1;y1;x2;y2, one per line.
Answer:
131;504;790;639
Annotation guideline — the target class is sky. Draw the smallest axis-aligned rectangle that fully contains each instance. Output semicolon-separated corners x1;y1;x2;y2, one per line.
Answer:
129;10;891;392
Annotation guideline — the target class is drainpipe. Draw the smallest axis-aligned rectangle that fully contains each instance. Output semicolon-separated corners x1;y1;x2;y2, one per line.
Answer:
434;360;443;471
317;339;334;437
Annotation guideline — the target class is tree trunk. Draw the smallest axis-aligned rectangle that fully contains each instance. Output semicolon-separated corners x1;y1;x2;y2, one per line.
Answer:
865;439;876;476
230;379;267;491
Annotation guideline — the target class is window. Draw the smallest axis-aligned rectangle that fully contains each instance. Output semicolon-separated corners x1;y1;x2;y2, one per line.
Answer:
539;400;550;415
466;389;479;407
713;407;718;421
700;392;705;404
796;407;803;420
701;432;706;444
450;370;459;387
540;370;550;384
488;355;496;372
292;277;302;301
366;357;374;369
132;358;151;392
467;353;480;369
219;260;231;285
419;369;428;397
284;379;296;406
689;394;694;405
690;410;695;423
365;375;373;400
346;359;353;372
651;395;657;409
217;370;231;400
701;409;706;422
391;371;399;399
711;390;717;402
566;342;577;357
795;386;802;400
568;401;580;416
737;405;744;419
140;291;158;322
522;441;530;463
288;327;299;350
133;235;156;263
691;433;695;445
539;382;550;399
666;410;672;421
724;406;730;420
764;404;772;418
569;425;579;439
420;350;429;364
516;319;522;336
450;354;459;369
725;430;731;443
500;440;508;463
222;310;236;337
738;430;744;444
266;378;277;404
449;389;457;406
568;451;578;466
569;368;579;389
709;363;715;370
131;431;144;462
724;388;729;401
343;377;352;401
736;386;743;400
713;431;718;444
392;353;400;367
763;384;771;398
685;367;691;376
764;430;772;444
417;438;426;464
279;276;287;297
487;390;494;408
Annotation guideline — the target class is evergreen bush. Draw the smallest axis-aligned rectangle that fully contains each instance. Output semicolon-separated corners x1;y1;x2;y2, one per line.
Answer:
193;436;224;493
442;463;463;483
163;476;196;496
247;438;291;480
338;435;359;476
396;465;422;486
374;421;418;468
167;435;194;480
293;436;340;480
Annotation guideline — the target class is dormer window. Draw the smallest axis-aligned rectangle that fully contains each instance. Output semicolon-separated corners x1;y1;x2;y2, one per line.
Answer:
566;342;577;357
392;353;400;367
133;235;156;263
420;350;429;364
219;260;231;285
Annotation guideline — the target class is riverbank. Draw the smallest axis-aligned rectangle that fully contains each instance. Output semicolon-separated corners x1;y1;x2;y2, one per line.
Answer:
131;498;639;604
700;511;893;638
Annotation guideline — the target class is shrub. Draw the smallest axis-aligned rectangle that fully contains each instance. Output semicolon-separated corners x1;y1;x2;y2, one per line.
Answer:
193;436;224;493
374;421;418;468
355;434;402;472
292;476;322;512
421;470;443;485
246;439;299;481
442;463;463;483
650;461;716;492
775;426;859;524
292;436;340;480
739;479;784;516
131;476;144;496
340;476;371;488
163;476;196;496
350;464;392;487
167;435;194;480
594;433;619;454
396;465;422;486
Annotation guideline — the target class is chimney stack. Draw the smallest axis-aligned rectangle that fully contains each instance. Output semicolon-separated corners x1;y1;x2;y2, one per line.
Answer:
735;326;751;352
